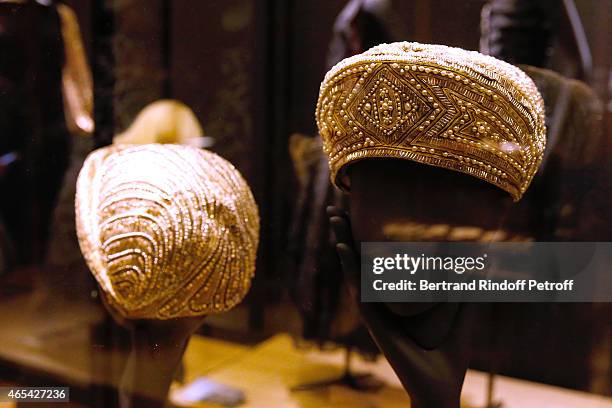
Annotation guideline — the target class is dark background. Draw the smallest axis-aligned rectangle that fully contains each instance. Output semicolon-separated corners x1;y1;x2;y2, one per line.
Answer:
63;0;612;295
55;0;612;398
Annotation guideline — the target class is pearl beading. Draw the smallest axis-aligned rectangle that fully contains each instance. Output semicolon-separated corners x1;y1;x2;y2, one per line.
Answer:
75;144;260;319
316;42;546;200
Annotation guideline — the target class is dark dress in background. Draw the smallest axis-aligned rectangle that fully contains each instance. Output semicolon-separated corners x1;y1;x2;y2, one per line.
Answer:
477;0;610;392
0;1;70;267
288;0;406;350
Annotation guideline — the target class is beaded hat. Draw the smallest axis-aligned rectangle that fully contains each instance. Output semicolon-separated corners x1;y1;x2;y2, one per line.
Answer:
316;42;546;200
75;144;259;319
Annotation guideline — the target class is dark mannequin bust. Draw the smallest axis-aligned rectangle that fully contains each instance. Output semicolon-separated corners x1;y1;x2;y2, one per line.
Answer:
102;293;205;408
120;318;205;408
329;158;513;408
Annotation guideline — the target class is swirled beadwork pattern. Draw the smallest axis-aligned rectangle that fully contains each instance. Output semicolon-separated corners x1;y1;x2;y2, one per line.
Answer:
316;42;546;200
75;144;259;319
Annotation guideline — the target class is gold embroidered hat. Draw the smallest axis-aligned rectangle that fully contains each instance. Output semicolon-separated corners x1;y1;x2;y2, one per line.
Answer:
316;42;546;200
75;144;259;319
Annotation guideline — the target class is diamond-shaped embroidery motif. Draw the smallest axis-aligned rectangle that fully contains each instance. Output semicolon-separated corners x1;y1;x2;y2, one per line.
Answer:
352;67;432;144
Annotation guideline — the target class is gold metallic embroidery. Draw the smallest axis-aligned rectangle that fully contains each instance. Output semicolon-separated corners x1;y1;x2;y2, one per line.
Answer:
316;42;546;200
75;144;259;319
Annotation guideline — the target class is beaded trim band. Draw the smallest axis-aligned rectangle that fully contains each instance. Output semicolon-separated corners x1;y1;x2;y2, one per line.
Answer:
316;42;546;200
76;144;259;319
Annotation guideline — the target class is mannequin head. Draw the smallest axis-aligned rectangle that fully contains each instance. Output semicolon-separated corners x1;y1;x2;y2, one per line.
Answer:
317;43;546;316
347;158;514;317
347;158;513;243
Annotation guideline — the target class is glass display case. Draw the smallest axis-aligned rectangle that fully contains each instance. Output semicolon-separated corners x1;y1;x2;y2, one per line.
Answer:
0;0;610;407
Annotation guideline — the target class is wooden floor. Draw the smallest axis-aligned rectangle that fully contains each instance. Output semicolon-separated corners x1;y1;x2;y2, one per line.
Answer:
173;333;410;408
172;333;612;408
0;292;611;407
